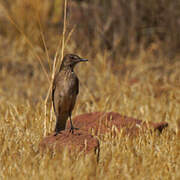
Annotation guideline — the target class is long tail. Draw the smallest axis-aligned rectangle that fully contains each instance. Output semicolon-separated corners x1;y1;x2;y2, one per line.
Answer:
55;114;69;134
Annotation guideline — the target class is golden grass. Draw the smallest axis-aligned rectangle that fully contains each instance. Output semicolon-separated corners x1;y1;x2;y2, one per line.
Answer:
1;0;180;179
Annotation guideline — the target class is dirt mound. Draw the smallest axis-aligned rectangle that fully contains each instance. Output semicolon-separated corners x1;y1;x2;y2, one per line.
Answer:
40;112;168;154
40;130;99;154
67;112;168;136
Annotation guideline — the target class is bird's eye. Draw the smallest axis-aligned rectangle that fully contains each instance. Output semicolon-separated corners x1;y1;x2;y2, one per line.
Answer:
71;56;78;60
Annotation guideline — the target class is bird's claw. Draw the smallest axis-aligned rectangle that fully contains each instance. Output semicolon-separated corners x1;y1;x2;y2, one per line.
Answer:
54;132;59;136
54;131;61;136
69;126;79;134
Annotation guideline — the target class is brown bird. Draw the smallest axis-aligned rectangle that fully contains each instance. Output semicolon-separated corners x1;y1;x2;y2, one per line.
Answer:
52;54;88;135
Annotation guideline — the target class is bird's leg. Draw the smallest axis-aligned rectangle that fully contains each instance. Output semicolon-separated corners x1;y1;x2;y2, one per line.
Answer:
69;113;79;134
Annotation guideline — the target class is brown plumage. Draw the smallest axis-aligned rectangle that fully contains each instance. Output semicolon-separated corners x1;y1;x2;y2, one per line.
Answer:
52;54;88;135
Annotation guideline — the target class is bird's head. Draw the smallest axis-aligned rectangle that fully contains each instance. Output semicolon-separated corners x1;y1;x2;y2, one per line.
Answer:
60;54;88;70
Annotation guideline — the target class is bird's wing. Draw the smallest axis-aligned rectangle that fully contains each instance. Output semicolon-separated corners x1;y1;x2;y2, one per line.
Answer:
76;77;79;95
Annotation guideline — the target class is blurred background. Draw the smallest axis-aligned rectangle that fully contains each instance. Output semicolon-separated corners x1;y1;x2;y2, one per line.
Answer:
1;0;180;57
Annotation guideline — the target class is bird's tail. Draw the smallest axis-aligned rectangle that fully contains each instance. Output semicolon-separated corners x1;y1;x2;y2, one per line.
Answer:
55;114;69;133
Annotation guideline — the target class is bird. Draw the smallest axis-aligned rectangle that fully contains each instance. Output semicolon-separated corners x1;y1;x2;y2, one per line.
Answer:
52;54;88;135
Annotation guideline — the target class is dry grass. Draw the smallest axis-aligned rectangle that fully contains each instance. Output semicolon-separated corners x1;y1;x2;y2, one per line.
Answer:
1;0;180;179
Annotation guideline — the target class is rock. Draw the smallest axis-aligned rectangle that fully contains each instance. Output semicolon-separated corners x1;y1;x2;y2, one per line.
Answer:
67;112;168;136
40;130;99;154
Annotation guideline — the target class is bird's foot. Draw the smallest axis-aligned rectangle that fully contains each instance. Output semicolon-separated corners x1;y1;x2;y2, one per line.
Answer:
69;126;79;134
54;130;62;136
54;132;58;136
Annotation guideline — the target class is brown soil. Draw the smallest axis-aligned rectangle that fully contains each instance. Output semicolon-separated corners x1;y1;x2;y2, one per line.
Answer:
40;112;168;154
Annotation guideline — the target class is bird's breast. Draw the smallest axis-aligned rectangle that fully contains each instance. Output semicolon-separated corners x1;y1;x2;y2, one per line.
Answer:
55;73;77;105
58;81;77;112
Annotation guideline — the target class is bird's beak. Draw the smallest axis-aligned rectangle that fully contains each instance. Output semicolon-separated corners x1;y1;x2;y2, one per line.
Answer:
79;58;88;62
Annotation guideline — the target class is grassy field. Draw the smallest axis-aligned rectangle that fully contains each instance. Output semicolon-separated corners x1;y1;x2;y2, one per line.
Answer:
1;0;180;179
